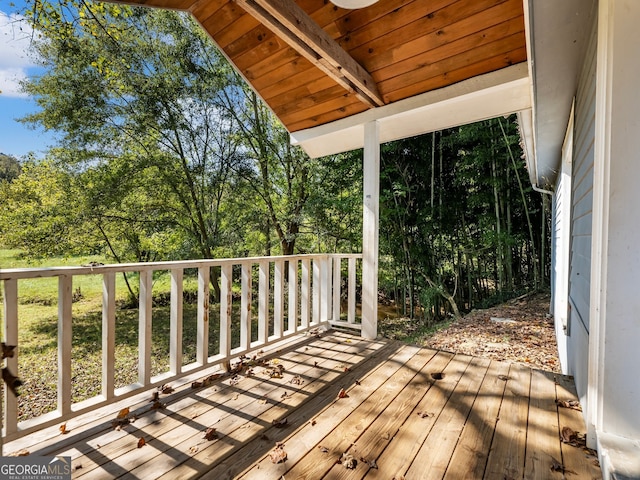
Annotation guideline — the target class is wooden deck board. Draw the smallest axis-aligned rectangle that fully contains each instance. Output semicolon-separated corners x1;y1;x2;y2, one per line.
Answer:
5;332;601;480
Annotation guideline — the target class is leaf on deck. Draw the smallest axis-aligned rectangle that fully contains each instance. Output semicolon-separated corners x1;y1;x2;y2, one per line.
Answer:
269;443;288;464
116;407;130;419
337;388;349;399
272;417;288;428
556;399;582;411
137;437;146;448
360;457;378;469
340;453;357;469
161;384;174;394
204;427;218;441
59;423;69;435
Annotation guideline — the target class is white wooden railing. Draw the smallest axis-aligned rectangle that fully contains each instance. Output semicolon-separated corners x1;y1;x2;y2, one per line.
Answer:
0;253;362;446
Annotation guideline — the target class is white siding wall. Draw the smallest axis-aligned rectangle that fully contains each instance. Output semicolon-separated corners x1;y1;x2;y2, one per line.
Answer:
552;107;573;374
566;14;597;404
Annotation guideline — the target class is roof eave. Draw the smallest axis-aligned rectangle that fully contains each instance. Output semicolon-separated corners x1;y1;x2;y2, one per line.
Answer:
292;63;531;159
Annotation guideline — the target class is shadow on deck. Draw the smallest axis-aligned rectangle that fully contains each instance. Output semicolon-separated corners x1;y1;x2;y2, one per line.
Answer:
5;331;602;479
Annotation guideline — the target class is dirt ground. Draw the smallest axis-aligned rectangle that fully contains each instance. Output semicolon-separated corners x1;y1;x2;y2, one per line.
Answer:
421;292;560;373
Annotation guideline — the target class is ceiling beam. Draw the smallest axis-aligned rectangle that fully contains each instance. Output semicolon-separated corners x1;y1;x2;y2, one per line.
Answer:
234;0;384;108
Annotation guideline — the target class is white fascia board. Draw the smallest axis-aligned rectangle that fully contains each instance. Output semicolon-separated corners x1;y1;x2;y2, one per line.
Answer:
291;63;532;158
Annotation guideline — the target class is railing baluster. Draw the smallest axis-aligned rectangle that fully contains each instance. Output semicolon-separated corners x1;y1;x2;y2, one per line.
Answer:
219;263;232;359
0;253;362;442
301;258;310;329
138;270;153;386
197;266;210;365
312;258;320;325
258;260;269;344
240;263;251;350
288;259;298;333
102;272;116;400
58;275;73;416
333;257;341;322
348;257;357;324
320;256;331;323
170;269;183;375
3;278;19;444
273;259;284;339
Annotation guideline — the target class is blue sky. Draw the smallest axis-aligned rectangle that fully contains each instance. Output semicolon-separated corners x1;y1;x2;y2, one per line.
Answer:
0;0;56;159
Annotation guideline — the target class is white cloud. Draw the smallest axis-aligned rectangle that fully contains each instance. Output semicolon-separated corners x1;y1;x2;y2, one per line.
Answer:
0;11;37;98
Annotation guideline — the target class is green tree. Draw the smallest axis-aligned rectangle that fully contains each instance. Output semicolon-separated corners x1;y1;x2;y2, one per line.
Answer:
20;1;246;267
0;154;21;183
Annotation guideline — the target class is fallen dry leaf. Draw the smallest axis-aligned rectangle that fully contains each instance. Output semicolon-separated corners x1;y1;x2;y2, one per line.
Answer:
189;446;199;454
360;457;378;469
561;426;577;444
416;411;433;418
318;446;329;453
8;449;30;457
137;438;146;448
341;453;357;469
269;444;288;464
310;419;317;426
116;408;130;420
59;423;69;435
430;372;445;380
191;381;203;389
290;375;304;385
161;384;174;394
258;398;268;404
272;417;288;428
556;399;582;411
204;427;218;441
337;388;349;399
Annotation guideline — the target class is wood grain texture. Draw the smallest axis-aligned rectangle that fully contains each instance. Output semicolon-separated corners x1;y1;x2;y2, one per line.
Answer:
5;334;600;480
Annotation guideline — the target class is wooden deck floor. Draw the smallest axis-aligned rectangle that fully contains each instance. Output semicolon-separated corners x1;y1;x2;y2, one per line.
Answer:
6;331;602;479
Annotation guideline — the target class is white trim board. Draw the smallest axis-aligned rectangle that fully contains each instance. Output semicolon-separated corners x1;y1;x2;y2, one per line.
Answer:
291;63;532;158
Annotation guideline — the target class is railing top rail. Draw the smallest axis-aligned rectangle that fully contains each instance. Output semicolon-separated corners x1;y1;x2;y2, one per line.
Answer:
0;253;363;280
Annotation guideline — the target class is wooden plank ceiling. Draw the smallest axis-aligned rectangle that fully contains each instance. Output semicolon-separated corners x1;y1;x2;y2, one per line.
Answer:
115;0;527;133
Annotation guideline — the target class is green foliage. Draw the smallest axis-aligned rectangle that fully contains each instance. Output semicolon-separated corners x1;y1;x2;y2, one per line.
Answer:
378;116;548;320
0;153;21;182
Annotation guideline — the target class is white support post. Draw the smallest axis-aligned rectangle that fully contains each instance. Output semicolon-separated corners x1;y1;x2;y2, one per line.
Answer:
169;269;183;375
58;275;73;415
102;272;116;400
138;270;153;386
197;266;210;365
361;121;380;339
